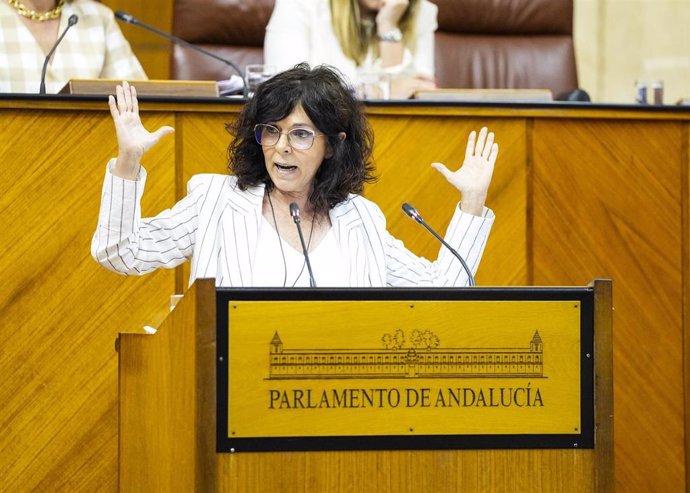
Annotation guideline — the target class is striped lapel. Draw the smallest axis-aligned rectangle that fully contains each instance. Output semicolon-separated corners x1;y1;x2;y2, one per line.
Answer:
330;197;385;287
218;181;264;287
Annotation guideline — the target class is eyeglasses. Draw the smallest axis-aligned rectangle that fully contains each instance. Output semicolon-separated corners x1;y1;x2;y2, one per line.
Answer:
254;124;325;150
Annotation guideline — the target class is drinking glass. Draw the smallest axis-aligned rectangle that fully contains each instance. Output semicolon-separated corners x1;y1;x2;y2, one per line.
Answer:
245;64;276;98
355;72;391;100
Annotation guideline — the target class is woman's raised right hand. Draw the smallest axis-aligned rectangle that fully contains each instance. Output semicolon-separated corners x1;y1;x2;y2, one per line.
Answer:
108;81;174;180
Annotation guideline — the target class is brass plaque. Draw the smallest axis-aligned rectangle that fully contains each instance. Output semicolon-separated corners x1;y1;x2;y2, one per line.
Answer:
216;289;593;452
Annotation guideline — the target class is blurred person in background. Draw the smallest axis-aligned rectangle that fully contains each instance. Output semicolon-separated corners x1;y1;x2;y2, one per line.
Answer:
0;0;146;93
264;0;437;99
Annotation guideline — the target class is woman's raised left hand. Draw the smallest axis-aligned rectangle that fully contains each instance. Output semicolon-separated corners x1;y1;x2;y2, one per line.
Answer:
431;127;498;216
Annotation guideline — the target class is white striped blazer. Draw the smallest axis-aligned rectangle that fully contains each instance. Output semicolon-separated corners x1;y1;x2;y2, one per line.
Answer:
91;164;495;287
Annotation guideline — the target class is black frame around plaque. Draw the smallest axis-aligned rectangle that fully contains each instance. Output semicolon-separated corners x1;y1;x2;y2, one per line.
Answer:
216;287;595;453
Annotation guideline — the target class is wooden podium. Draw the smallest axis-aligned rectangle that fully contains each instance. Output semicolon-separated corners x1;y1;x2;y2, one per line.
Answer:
118;280;613;492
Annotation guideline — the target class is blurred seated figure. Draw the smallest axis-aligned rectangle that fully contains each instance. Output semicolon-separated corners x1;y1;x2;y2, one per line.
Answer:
0;0;146;94
264;0;437;99
168;0;581;100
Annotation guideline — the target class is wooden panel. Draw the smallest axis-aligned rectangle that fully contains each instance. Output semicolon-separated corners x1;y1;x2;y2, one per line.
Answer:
119;282;212;490
532;119;685;492
118;281;606;492
593;279;615;492
61;79;219;97
363;113;528;286
100;0;173;80
215;449;595;492
684;122;690;491
0;106;176;490
178;113;236;181
1;97;688;493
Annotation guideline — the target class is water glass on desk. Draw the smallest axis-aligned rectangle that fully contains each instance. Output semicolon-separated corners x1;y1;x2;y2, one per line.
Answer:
245;64;275;98
634;80;664;105
651;81;664;105
355;72;391;100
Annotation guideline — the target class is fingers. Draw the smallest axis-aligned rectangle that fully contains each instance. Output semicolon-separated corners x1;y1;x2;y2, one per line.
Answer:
464;130;476;162
118;81;130;113
377;0;408;26
131;85;139;114
482;131;495;160
114;81;137;115
416;78;436;91
474;127;488;157
466;127;496;161
123;80;133;111
488;142;499;166
431;162;452;180
108;95;119;120
116;83;126;114
152;126;175;141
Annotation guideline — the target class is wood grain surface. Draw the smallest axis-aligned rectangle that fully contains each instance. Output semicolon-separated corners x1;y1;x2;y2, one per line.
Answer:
0;104;176;491
0;98;686;492
119;281;607;493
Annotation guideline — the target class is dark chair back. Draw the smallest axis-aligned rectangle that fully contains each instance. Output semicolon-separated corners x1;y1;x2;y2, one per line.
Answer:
171;0;275;80
432;0;579;97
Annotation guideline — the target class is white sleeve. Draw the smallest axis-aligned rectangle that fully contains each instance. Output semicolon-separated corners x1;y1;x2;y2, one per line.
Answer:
100;7;147;80
90;159;200;276
264;0;315;73
412;1;438;79
385;204;495;287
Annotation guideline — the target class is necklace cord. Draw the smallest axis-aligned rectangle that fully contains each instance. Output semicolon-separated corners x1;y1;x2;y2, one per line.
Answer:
267;191;288;287
267;191;315;287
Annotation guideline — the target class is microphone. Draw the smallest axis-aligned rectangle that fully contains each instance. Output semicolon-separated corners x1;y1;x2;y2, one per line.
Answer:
114;11;246;94
289;203;317;288
39;14;79;94
402;203;476;287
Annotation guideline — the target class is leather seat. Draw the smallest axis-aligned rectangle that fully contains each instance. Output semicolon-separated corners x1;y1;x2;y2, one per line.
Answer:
171;0;275;81
432;0;579;97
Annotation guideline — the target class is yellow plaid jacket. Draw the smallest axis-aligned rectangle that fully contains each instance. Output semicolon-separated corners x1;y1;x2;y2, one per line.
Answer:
0;0;146;94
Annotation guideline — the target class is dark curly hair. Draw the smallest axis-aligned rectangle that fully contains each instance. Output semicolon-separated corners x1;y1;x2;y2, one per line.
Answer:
227;63;376;215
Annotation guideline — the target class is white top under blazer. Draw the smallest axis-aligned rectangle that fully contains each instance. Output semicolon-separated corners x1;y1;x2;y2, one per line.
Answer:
91;163;495;288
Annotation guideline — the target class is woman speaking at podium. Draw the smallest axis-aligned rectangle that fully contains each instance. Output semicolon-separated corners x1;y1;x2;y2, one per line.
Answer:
91;64;498;288
0;0;146;93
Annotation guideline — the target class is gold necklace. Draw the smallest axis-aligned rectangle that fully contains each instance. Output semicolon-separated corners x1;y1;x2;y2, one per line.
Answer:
8;0;64;22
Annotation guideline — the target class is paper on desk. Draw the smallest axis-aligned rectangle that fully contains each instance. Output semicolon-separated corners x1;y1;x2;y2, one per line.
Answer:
217;75;244;96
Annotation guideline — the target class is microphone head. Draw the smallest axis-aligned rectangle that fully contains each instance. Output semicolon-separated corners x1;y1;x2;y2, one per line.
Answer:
114;11;134;24
289;203;301;222
402;203;422;223
68;14;78;26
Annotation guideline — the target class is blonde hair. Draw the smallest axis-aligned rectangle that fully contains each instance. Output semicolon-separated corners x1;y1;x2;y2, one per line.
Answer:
330;0;419;65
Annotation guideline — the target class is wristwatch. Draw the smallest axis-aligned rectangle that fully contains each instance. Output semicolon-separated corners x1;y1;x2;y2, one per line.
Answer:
377;28;403;43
